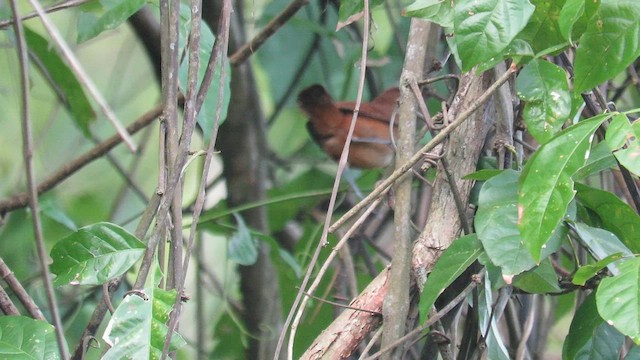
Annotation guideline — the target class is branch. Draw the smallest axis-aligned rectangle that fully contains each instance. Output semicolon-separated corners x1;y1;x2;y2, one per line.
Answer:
9;0;68;357
0;102;166;217
229;0;309;66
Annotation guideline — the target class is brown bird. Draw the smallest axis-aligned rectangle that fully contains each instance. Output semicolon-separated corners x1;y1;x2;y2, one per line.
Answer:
297;85;399;169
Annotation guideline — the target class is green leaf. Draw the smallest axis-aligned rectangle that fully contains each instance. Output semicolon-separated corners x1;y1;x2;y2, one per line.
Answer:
570;222;633;275
606;113;640;176
178;3;230;140
228;213;258;266
419;234;483;321
404;0;453;28
453;0;535;71
476;170;563;276
596;257;640;345
573;0;640;93
0;316;59;359
575;182;640;253
517;0;567;54
563;292;603;360
518;114;609;261
576;322;624;360
337;0;385;29
24;27;95;136
516;59;571;144
572;253;625;286
50;222;145;286
103;288;186;359
77;0;147;43
558;0;601;43
40;199;77;231
267;168;335;232
512;258;561;293
573;141;616;180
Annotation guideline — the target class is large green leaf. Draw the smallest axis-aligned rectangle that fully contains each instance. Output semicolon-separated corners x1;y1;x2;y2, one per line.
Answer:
477;170;563;276
596;257;640;344
178;3;230;140
518;114;609;261
77;0;147;43
404;0;454;28
50;222;145;286
575;183;640;253
563;292;603;360
0;316;59;359
606;113;640;177
453;0;535;71
558;0;601;43
517;0;567;53
574;0;640;93
516;59;571;144
103;287;186;359
24;27;95;136
418;234;483;321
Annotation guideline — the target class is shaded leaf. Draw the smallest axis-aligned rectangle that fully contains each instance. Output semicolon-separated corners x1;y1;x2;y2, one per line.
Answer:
596;257;640;344
516;59;571;144
453;0;535;71
50;222;145;286
575;182;640;253
103;288;186;359
573;141;616;180
574;0;640;93
24;27;95;136
563;292;603;360
77;0;146;43
518;114;609;261
337;0;385;30
570;222;632;275
0;316;59;359
606;113;640;176
419;234;483;321
228;213;258;266
512;258;561;293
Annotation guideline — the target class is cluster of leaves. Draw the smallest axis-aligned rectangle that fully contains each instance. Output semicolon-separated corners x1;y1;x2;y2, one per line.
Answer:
398;0;640;357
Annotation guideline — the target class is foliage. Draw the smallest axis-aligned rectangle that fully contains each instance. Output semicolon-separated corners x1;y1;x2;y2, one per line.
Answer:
0;0;639;358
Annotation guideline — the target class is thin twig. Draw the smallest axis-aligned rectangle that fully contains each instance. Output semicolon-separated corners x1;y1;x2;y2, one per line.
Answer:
363;270;485;360
0;102;166;216
0;0;91;29
301;290;382;316
229;0;310;66
9;1;69;357
25;0;137;152
162;0;231;355
0;257;45;319
278;0;374;357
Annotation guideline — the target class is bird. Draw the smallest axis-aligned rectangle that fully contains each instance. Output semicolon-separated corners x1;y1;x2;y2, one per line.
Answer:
297;84;399;169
